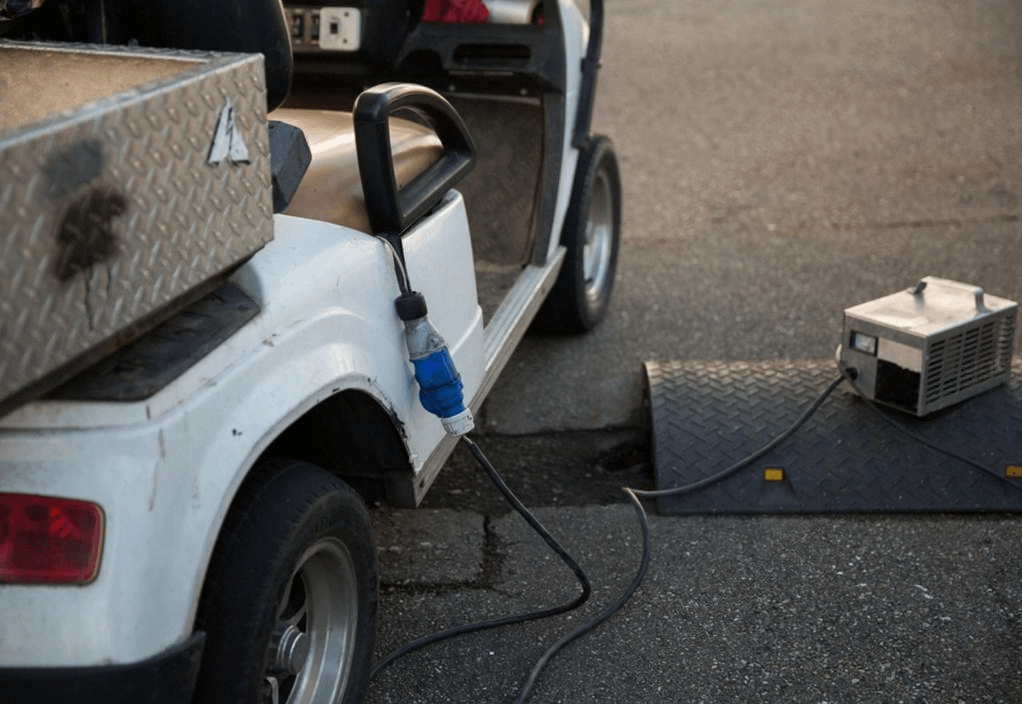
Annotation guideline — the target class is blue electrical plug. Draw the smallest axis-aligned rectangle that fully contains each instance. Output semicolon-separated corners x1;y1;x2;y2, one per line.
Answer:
396;292;475;436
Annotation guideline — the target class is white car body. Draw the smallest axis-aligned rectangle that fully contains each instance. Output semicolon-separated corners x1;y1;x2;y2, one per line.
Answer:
0;0;595;689
1;195;482;665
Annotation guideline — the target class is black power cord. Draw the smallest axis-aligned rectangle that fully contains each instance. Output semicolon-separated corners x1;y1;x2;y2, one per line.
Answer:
469;440;650;704
837;363;1022;494
371;376;847;701
631;373;847;502
373;365;1018;702
370;436;593;682
512;373;851;700
370;436;651;703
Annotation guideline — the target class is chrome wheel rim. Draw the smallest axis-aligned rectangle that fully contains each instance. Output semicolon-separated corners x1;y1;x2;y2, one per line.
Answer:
264;537;358;704
583;166;615;307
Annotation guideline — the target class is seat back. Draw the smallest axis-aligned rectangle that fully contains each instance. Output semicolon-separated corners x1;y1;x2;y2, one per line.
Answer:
271;108;443;232
148;0;293;111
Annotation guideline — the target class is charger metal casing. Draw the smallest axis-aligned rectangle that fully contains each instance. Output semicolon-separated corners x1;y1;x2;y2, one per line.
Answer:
840;276;1017;416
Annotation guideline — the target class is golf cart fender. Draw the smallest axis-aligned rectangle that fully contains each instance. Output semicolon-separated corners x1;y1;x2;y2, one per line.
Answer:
0;206;484;668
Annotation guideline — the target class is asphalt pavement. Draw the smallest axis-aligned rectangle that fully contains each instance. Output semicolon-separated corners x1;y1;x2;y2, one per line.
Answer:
367;1;1022;702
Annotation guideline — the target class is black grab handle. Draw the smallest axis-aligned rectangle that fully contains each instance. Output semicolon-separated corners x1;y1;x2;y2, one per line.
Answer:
354;83;476;235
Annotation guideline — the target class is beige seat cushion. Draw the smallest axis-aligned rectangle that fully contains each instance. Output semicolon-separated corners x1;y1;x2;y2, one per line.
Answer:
270;108;443;232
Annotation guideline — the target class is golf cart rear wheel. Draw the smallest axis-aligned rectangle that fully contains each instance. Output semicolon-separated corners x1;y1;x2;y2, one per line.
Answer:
533;134;621;333
194;458;377;704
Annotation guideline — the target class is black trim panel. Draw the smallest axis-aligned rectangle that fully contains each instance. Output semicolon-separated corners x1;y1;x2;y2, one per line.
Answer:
0;632;205;704
50;283;259;403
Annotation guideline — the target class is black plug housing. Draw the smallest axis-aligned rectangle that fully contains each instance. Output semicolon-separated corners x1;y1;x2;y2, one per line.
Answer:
395;291;428;321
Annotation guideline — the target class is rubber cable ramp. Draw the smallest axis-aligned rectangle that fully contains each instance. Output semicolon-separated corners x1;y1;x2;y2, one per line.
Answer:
645;359;1022;515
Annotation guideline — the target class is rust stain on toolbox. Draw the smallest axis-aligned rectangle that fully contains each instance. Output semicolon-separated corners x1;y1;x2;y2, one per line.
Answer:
0;41;274;416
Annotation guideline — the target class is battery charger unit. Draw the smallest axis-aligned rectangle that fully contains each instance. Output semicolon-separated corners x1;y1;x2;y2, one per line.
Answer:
838;276;1017;417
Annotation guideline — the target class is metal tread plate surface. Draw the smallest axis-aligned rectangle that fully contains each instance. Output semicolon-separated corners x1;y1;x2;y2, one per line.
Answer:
0;41;273;416
646;359;1022;515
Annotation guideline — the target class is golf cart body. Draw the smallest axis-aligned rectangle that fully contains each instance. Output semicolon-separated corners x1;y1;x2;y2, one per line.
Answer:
0;1;620;700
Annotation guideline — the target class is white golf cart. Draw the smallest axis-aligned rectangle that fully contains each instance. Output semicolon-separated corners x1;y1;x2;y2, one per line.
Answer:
0;1;620;701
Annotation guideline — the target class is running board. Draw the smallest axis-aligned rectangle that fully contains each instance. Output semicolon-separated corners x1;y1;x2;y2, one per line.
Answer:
476;246;566;408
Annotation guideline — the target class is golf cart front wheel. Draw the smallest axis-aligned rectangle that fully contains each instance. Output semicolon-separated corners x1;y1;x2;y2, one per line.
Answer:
533;134;621;333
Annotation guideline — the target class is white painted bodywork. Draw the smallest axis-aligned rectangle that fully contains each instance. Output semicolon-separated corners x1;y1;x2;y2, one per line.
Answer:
0;0;594;672
0;196;482;666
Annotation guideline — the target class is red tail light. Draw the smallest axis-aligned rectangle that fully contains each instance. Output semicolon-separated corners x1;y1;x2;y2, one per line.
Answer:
0;493;104;584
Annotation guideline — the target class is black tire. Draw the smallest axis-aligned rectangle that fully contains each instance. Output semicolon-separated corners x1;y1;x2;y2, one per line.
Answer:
193;458;378;704
532;134;622;333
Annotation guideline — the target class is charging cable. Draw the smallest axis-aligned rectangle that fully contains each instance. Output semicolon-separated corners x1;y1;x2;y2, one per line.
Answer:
374;239;597;698
838;363;1022;493
381;236;475;436
378;236;1016;700
380;233;848;701
370;435;594;685
631;373;846;502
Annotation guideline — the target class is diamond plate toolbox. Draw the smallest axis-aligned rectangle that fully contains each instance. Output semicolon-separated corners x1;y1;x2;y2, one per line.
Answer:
0;41;273;416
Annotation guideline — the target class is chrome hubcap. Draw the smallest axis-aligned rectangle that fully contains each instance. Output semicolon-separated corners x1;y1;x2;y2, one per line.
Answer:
263;538;358;704
583;167;615;306
271;624;310;675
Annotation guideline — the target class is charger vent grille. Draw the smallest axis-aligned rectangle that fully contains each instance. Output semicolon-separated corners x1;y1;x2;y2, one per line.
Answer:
924;315;1016;407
